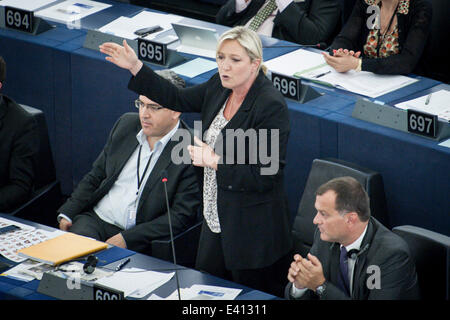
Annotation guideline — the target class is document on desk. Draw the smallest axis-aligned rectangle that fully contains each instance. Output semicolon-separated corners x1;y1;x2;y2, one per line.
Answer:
149;284;242;300
95;268;174;298
170;58;217;78
395;90;450;121
265;48;326;77
98;11;183;40
35;0;111;24
265;48;418;98
0;217;62;263
0;0;59;11
3;259;54;282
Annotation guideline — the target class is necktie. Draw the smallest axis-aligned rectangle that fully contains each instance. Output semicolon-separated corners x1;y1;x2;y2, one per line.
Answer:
248;0;278;32
337;246;351;296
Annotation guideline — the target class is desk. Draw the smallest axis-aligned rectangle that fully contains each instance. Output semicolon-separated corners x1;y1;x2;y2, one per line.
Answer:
0;214;276;300
0;0;448;236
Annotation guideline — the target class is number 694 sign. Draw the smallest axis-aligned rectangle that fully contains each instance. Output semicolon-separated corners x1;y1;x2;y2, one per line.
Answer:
5;6;33;33
271;72;301;101
138;38;167;66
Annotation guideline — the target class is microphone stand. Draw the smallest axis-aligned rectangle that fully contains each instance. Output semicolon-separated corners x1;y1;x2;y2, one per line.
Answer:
161;172;182;300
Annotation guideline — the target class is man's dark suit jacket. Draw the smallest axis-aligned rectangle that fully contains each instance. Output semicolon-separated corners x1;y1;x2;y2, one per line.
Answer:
128;65;292;270
216;0;341;45
0;95;38;212
285;217;420;300
58;113;200;253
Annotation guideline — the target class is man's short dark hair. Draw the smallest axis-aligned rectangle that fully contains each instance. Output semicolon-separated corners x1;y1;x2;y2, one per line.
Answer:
155;69;185;88
316;176;371;222
0;56;6;84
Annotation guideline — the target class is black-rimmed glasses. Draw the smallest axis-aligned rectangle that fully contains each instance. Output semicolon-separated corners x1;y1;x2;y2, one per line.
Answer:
134;99;164;112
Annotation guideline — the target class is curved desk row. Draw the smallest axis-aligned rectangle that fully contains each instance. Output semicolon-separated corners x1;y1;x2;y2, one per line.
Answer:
0;0;448;236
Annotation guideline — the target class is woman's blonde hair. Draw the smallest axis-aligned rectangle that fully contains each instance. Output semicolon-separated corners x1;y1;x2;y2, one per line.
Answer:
216;26;267;74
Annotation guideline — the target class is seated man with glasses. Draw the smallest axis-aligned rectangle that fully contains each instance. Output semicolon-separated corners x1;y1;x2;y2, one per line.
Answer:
57;70;200;255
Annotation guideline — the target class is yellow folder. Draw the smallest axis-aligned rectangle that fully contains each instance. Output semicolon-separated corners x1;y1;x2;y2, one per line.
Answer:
17;232;108;266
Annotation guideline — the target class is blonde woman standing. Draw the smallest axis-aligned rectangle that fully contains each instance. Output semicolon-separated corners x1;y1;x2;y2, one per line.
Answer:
100;26;292;296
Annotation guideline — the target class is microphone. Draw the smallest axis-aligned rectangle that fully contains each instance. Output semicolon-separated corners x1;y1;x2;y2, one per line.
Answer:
263;42;328;49
161;169;182;300
347;243;370;260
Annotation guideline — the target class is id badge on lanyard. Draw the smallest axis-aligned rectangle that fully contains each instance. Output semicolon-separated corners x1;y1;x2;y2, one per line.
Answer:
126;146;153;230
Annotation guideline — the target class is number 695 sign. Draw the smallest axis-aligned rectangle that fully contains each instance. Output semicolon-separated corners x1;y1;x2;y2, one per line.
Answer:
5;6;33;33
271;72;301;101
138;39;166;66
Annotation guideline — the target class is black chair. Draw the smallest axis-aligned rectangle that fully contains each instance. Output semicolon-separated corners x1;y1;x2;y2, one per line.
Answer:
10;104;62;227
416;0;450;83
292;158;388;257
393;225;450;300
151;209;203;269
337;0;356;26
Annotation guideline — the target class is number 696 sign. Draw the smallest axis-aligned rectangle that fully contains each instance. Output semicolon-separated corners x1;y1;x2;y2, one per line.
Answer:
271;72;301;101
5;6;33;33
138;39;166;66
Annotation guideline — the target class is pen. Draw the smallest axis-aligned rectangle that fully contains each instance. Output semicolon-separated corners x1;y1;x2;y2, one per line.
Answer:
425;93;432;105
115;258;131;271
315;71;331;79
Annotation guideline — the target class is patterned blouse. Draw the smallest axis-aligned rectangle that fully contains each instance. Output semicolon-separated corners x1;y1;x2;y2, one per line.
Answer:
203;101;229;233
363;0;409;58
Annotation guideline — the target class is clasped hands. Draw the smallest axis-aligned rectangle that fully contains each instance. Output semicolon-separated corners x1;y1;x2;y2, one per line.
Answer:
287;253;326;292
322;48;361;73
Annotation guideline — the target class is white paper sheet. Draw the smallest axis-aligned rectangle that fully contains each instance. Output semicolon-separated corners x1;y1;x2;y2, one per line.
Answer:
265;48;418;98
95;268;174;298
265;48;326;77
170;58;217;78
98;16;139;40
3;259;54;281
130;11;183;40
35;0;111;24
151;284;242;300
98;11;183;40
395;90;450;121
0;0;59;11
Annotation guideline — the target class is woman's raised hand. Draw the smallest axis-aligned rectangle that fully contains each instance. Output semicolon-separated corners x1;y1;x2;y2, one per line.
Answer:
99;40;143;76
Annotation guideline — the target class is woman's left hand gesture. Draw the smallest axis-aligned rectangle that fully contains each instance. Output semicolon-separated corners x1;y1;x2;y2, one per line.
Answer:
187;136;220;170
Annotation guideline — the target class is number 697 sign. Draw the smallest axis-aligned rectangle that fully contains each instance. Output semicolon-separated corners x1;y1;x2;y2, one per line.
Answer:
5;6;33;33
407;109;437;138
271;72;301;101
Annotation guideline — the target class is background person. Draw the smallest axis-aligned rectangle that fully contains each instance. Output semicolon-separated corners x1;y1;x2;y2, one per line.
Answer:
0;56;39;213
324;0;432;74
216;0;341;46
286;176;420;300
58;70;200;255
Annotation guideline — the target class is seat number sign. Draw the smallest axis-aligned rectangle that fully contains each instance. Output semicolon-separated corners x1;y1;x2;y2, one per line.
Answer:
5;7;33;33
138;38;167;66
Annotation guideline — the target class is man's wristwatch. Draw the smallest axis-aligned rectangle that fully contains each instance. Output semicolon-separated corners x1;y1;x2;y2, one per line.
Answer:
315;281;327;297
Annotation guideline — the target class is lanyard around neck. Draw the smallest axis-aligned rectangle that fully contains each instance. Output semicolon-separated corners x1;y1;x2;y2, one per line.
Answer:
136;145;153;194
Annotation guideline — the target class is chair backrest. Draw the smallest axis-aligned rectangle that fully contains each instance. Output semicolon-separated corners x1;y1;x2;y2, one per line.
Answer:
337;0;357;26
416;0;450;83
292;158;388;257
393;225;450;300
19;104;56;191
